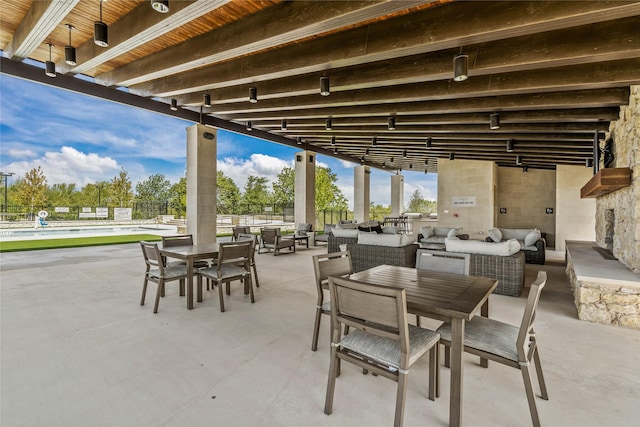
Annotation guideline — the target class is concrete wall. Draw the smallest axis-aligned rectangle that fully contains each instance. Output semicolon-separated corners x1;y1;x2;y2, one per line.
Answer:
556;165;596;252
437;159;496;240
186;124;216;244
496;167;557;248
596;85;640;272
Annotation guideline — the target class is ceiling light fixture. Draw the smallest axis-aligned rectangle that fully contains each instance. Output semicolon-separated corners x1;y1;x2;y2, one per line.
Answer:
365;148;370;156
403;149;407;158
246;121;252;131
371;137;377;147
331;136;336;145
64;24;76;66
382;162;386;168
333;147;338;154
424;159;428;166
390;157;394;163
281;120;287;130
320;76;330;96
409;164;413;169
586;158;593;168
297;137;303;145
203;93;211;107
449;152;455;160
45;43;56;77
507;139;515;152
516;155;522;165
170;98;177;111
388;116;396;130
523;166;529;173
453;53;468;82
360;156;365;164
490;113;500;130
151;0;169;13
249;86;258;103
94;0;108;47
424;169;428;174
426;137;432;149
325;118;332;130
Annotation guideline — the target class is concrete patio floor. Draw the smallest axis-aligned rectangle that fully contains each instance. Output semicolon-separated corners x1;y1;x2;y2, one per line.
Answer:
1;243;639;426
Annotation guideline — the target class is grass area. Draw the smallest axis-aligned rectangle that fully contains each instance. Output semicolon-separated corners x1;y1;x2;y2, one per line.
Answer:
0;234;162;252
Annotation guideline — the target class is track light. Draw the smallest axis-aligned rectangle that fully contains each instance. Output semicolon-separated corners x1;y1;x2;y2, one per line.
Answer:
586;158;593;168
507;139;515;152
403;149;407;158
426;137;432;149
45;43;56;78
151;0;169;13
64;24;76;66
453;54;468;82
203;93;211;107
94;0;108;47
449;152;455;161
325;118;332;130
365;148;370;156
490;113;500;130
371;137;377;147
333;146;338;154
523;166;529;173
331;136;336;145
516;155;522;165
249;86;258;103
320;76;330;96
281;120;287;130
246;121;252;131
170;99;177;111
388;116;396;130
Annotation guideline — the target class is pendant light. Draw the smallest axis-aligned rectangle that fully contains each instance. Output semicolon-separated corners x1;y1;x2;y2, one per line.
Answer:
506;139;515;152
516;155;523;165
490;113;500;130
320;76;330;96
365;148;370;156
281;120;287;130
388;116;396;130
203;93;211;107
246;121;252;131
449;152;455;161
585;158;593;168
453;53;468;82
151;0;169;13
297;137;303;145
382;162;386;168
64;24;76;66
426;137;432;149
333;147;338;154
249;86;258;103
325;118;332;130
402;149;407;158
523;166;529;173
331;136;336;145
45;43;56;78
371;137;377;147
94;0;108;47
170;99;178;111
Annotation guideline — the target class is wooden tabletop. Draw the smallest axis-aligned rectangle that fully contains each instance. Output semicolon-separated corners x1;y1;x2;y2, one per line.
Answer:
349;264;498;321
159;243;220;260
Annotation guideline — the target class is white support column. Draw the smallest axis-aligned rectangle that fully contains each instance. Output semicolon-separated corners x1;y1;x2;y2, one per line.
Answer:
186;124;217;244
391;174;405;217
294;150;316;229
354;165;370;222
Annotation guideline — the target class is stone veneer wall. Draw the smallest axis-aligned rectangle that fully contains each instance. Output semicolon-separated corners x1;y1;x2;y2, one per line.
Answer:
596;85;640;273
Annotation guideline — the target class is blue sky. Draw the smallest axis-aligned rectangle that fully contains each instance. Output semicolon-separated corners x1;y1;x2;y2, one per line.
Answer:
0;73;437;209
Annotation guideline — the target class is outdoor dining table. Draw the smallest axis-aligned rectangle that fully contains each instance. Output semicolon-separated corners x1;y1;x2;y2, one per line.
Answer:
348;264;498;427
159;243;219;309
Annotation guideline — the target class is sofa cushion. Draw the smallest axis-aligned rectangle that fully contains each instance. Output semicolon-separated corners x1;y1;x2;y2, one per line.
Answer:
333;227;359;238
358;232;402;247
445;237;521;256
500;228;533;241
400;234;417;245
524;229;541;247
382;226;399;234
488;227;503;243
420;226;434;238
447;228;458;239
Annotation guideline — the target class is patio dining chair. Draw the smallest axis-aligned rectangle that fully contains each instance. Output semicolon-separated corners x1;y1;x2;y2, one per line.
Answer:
324;276;440;427
237;232;260;288
437;270;549;427
196;240;254;312
139;241;189;313
310;251;353;351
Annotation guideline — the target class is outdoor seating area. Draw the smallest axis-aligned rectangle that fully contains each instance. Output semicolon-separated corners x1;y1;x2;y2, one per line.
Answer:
1;243;638;426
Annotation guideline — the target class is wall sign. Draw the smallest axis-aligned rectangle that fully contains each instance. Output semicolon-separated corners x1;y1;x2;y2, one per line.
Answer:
452;196;476;207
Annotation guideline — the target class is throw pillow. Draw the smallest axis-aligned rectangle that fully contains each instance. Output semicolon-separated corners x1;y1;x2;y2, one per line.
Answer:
488;227;503;243
524;229;541;247
332;227;359;238
420;225;434;238
358;225;372;232
400;234;417;245
371;225;384;234
447;228;458;239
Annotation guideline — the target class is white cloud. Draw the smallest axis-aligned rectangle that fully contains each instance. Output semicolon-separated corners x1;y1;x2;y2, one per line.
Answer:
6;148;36;158
217;153;292;189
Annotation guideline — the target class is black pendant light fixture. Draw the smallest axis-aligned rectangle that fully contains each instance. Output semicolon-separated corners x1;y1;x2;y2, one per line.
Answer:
586;158;593;168
333;146;338;154
151;0;170;13
402;149;407;158
371;136;377;147
281;120;287;130
507;139;515;152
388;116;396;130
330;136;336;145
453;53;468;82
390;157;394;164
64;24;76;66
409;163;413;169
382;162;386;168
325;118;332;130
449;152;455;161
490;113;500;130
365;148;370;156
246;121;253;131
523;166;529;173
297;137;303;145
426;137;432;149
516;155;523;165
249;86;258;103
203;93;211;107
360;156;365;164
45;43;56;78
320;76;330;96
170;99;178;111
94;0;108;47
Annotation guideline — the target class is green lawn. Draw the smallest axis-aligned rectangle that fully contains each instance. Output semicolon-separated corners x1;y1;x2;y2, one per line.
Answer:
0;234;163;252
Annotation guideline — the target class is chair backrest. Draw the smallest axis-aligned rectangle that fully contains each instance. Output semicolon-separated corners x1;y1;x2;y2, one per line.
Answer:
260;227;280;245
237;233;258;259
233;226;251;240
416;249;470;275
296;223;313;236
140;241;163;272
162;234;194;247
328;276;410;364
217;240;252;270
312;251;353;287
516;270;547;361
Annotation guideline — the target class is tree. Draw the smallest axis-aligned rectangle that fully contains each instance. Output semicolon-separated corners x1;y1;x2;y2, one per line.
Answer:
14;166;48;215
168;177;186;217
135;173;171;202
46;183;79;207
111;168;133;208
217;171;241;213
241;175;271;210
315;166;348;211
406;189;437;213
271;167;295;207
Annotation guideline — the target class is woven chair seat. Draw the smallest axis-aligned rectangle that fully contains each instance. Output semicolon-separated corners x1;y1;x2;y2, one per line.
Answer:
321;301;331;312
148;265;188;280
341;325;440;369
438;316;520;362
198;264;249;281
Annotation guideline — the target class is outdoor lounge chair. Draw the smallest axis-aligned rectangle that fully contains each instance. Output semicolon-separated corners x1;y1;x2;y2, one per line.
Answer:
258;227;295;255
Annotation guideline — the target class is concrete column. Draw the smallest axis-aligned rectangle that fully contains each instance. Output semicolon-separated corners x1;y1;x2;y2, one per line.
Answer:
354;165;370;222
186;124;217;244
294;150;316;228
391;174;404;216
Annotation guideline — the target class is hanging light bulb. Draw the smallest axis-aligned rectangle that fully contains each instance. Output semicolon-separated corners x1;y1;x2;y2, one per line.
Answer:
246;121;253;131
281;120;287;130
320;76;330;96
94;0;108;47
64;24;76;66
333;146;338;154
45;43;56;77
325;118;332;130
453;53;468;82
403;149;407;158
331;136;336;145
490;113;500;130
170;99;178;111
507;139;515;152
388;116;396;130
449;152;455;161
249;86;258;103
203;93;211;107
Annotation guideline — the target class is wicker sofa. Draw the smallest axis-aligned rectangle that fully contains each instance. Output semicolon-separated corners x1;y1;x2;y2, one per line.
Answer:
485;227;546;265
327;234;418;273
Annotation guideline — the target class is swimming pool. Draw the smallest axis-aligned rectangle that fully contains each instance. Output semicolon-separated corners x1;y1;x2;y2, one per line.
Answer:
0;225;172;241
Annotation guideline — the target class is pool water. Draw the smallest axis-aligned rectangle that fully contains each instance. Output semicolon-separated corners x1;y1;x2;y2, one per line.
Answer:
0;226;170;241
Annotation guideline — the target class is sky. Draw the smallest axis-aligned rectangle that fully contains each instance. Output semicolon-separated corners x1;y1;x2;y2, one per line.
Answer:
0;73;437;210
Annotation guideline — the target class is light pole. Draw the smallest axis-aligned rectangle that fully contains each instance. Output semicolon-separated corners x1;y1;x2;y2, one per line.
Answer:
1;172;15;213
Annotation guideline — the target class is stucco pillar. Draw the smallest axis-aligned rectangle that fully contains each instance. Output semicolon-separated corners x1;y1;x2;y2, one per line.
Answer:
186;124;217;244
294;150;316;228
391;174;404;217
354;165;370;222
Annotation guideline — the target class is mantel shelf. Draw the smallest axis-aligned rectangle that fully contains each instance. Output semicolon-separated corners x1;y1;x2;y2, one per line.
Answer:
581;168;632;198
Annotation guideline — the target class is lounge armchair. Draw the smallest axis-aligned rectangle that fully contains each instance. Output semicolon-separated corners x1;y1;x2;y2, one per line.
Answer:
314;224;334;245
258;227;295;255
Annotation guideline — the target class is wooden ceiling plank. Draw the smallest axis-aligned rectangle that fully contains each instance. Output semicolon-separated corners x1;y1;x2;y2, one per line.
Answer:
132;1;640;98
